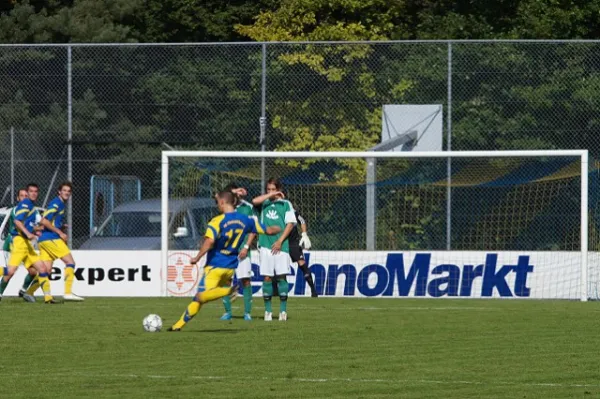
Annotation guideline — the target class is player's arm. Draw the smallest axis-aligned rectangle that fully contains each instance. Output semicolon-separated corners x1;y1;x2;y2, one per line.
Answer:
297;211;312;249
271;204;297;254
41;209;67;241
13;204;36;240
252;191;284;206
14;219;35;241
190;218;220;264
190;237;215;265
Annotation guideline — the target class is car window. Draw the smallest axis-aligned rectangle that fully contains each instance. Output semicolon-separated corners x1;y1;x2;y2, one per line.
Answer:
95;212;162;237
191;207;218;235
169;211;190;236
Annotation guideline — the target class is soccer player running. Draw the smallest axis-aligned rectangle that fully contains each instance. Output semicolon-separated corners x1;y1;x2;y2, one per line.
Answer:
168;191;280;331
0;183;56;304
36;181;84;301
1;188;37;302
252;178;297;321
220;183;258;321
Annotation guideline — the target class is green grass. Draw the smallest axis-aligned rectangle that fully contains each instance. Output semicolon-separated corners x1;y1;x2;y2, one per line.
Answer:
1;297;599;398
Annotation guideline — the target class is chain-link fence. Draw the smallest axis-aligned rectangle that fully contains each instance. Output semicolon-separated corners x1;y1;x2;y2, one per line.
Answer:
0;41;599;251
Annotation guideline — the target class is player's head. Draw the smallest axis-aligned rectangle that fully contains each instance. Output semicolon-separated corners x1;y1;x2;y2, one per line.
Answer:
16;188;28;202
57;181;73;201
215;190;236;213
223;182;242;206
26;183;39;202
266;178;283;197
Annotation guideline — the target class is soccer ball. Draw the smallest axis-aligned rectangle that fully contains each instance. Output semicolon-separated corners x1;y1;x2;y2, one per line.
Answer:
143;314;162;332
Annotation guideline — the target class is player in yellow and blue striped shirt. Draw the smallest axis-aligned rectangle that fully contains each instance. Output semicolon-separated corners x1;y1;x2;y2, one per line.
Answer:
0;183;56;303
36;181;84;301
169;191;281;331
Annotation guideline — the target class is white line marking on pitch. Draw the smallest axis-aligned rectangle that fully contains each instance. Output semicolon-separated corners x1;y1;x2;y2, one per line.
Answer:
2;372;598;389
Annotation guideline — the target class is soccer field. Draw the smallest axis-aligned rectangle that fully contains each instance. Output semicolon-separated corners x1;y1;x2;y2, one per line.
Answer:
1;297;599;398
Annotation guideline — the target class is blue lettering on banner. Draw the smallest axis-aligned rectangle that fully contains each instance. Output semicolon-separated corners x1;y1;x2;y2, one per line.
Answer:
290;253;534;298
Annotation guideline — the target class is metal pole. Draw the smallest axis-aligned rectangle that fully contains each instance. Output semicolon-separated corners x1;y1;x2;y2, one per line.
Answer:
67;46;73;247
581;151;589;301
260;43;267;194
446;42;453;250
10;126;14;202
366;158;376;250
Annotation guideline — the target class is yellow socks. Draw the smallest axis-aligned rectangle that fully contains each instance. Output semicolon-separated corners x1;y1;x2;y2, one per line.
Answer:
26;275;40;295
64;264;75;295
37;273;53;302
172;300;201;330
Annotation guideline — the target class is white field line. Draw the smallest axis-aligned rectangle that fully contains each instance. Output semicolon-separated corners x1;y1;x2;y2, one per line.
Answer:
1;371;598;389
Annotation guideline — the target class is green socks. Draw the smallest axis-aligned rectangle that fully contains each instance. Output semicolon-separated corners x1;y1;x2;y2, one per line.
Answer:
22;273;34;291
243;285;252;314
0;278;8;295
222;294;232;314
262;281;273;313
277;279;289;312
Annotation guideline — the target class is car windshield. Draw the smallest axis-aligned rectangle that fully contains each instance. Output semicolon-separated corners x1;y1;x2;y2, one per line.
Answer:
95;212;161;237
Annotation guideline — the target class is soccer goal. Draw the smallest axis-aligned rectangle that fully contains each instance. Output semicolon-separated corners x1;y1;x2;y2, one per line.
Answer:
161;150;593;301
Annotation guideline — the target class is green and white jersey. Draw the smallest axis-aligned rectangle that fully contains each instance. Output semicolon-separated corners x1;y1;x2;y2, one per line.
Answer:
237;200;258;247
237;200;257;218
3;207;16;252
258;198;297;253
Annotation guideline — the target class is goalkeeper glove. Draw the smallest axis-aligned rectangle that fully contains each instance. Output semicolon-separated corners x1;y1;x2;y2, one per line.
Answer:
299;232;312;250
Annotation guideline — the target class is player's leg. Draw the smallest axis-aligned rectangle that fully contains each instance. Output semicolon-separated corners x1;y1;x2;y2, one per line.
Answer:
240;278;252;320
220;277;234;320
297;260;317;297
0;237;28;301
0;266;18;301
29;257;55;304
60;252;84;301
290;244;317;297
19;266;37;302
259;248;275;321
274;253;292;321
170;267;235;331
234;256;253;320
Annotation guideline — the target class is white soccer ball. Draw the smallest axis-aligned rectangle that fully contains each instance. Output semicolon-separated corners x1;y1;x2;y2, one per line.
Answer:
143;314;163;332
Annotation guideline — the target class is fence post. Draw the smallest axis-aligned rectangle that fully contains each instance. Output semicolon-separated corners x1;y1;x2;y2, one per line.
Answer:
10;126;14;202
446;41;453;250
260;43;267;194
67;45;73;247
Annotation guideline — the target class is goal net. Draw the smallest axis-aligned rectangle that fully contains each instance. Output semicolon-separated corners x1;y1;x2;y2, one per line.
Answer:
161;150;592;301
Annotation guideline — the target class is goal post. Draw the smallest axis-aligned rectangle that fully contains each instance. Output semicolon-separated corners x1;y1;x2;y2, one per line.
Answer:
161;150;590;301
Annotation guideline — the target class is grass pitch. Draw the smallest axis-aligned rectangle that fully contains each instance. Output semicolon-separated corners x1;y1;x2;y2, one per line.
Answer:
1;297;599;398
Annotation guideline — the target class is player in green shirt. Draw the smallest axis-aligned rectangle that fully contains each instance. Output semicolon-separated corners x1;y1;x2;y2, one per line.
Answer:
252;178;297;321
220;183;258;321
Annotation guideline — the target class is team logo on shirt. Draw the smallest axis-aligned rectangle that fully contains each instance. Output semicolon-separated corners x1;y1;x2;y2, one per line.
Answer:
265;209;279;220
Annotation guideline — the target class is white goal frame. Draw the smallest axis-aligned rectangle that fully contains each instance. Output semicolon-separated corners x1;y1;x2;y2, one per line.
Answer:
161;150;589;301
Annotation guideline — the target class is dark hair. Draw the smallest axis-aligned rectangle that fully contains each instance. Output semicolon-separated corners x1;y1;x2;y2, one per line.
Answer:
266;177;282;191
26;183;39;190
58;181;73;191
16;188;27;200
223;182;239;192
216;190;236;205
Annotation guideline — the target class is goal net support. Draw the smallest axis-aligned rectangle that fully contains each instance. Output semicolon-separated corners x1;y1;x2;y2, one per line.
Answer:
161;150;592;301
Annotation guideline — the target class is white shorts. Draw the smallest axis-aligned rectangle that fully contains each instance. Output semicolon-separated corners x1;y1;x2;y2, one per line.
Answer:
236;257;253;280
259;247;291;277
